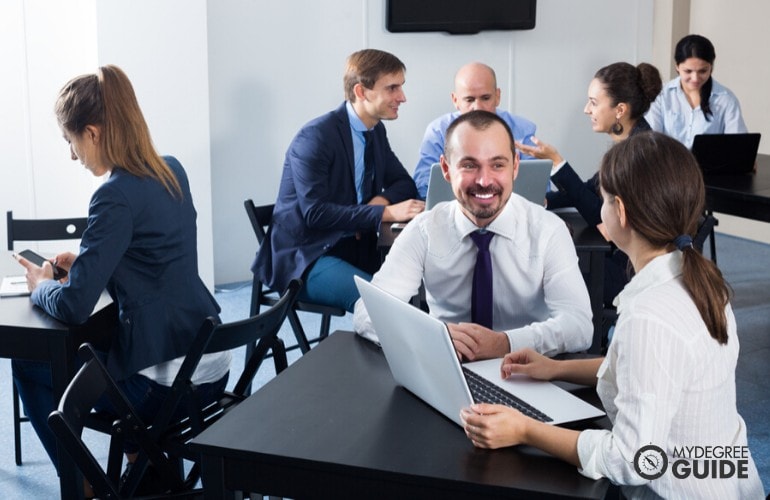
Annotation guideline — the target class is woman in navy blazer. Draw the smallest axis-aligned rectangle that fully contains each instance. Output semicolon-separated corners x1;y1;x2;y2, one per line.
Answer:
14;66;230;482
516;62;662;306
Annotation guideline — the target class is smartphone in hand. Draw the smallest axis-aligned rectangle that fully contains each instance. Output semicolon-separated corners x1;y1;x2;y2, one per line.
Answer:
13;249;68;280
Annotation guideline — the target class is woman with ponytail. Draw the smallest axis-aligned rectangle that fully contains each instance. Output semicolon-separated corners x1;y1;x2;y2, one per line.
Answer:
647;34;748;149
14;65;230;490
460;132;763;499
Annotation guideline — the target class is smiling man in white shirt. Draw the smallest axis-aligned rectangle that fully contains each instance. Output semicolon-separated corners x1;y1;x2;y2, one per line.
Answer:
353;110;592;360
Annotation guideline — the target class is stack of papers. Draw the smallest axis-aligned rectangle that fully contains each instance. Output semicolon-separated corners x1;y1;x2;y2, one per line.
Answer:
1;276;30;297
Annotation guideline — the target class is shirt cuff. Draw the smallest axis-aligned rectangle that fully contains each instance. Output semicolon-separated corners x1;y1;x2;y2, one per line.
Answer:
551;160;567;175
504;327;537;353
576;429;607;480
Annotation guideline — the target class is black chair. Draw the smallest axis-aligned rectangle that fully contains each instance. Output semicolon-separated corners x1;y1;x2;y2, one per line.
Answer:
48;346;199;499
694;212;719;263
48;280;300;498
599;212;720;353
244;199;346;354
160;279;301;490
6;210;88;466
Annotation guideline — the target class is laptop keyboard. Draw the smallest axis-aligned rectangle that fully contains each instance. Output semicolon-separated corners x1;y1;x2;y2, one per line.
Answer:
462;367;553;422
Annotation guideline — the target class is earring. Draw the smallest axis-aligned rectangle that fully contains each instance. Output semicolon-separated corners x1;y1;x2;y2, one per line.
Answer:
611;117;624;135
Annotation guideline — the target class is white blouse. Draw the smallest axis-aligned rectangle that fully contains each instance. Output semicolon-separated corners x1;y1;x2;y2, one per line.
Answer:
577;252;763;499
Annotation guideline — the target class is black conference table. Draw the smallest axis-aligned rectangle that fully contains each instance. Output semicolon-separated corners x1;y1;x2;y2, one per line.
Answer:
378;210;611;354
0;255;116;500
191;331;611;499
704;153;770;223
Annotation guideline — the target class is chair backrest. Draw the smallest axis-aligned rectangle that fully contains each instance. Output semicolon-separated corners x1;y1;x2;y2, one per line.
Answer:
205;278;301;396
48;355;120;498
694;213;718;253
153;279;301;489
48;345;182;498
6;210;88;250
243;199;274;246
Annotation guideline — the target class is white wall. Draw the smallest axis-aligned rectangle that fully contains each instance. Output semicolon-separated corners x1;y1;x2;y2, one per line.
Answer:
12;1;764;285
688;0;770;244
0;0;217;286
0;0;99;255
209;0;654;284
94;0;216;286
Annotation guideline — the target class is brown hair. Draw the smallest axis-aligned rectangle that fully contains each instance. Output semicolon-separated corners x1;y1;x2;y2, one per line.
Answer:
444;110;516;163
55;65;182;197
599;132;731;343
343;49;405;102
594;62;662;119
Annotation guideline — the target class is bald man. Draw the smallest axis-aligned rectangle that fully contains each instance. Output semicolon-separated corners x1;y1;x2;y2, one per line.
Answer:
413;62;537;199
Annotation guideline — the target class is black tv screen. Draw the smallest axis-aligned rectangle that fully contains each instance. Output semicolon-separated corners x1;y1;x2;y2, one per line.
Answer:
387;0;536;35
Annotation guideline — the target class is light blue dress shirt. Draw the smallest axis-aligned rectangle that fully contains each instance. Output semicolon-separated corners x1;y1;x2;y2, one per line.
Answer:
646;77;747;149
346;101;369;204
413;109;537;199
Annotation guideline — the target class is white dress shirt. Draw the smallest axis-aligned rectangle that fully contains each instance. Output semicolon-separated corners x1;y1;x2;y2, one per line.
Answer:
577;252;763;499
353;194;592;356
646;77;748;149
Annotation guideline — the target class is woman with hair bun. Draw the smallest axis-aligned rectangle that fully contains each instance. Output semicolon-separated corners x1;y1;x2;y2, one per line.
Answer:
461;132;763;499
517;61;662;306
647;34;748;149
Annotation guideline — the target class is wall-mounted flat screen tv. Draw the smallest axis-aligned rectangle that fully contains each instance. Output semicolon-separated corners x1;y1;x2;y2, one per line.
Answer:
387;0;537;35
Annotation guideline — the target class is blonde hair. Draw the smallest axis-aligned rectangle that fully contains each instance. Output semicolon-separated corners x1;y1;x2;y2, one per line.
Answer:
55;65;182;197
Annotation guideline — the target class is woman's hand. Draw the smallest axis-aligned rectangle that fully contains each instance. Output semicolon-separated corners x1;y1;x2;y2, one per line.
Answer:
13;254;54;292
501;348;560;381
516;137;564;166
52;251;77;283
460;403;530;449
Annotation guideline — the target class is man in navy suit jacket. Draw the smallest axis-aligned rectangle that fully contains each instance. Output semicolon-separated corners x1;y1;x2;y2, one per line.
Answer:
253;49;424;312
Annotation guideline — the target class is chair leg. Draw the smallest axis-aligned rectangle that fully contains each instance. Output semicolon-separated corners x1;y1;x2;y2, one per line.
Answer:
271;337;288;373
319;314;332;340
12;383;23;465
287;309;311;354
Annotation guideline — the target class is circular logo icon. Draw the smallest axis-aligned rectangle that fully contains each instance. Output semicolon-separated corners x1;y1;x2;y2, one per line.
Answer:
634;444;668;480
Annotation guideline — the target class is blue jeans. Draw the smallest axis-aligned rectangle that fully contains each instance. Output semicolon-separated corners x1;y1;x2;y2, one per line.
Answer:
12;359;228;472
300;256;372;312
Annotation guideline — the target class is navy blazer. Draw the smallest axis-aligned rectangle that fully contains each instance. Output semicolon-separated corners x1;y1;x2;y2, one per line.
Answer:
546;118;652;227
253;102;418;292
31;157;220;380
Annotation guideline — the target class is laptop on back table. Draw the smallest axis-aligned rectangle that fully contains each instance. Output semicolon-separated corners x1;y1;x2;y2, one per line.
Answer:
354;276;605;427
691;133;760;175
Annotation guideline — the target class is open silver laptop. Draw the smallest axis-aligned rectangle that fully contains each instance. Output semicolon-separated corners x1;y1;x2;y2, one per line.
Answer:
425;159;552;210
354;276;605;427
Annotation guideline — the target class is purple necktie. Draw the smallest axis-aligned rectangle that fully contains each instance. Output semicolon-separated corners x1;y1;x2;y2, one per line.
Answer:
470;230;494;328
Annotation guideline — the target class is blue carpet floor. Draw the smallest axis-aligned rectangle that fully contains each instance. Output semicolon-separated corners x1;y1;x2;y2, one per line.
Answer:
0;232;767;496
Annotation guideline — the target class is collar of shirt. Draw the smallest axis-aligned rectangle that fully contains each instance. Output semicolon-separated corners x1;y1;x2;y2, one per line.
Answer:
451;195;520;243
614;251;682;314
667;76;730;98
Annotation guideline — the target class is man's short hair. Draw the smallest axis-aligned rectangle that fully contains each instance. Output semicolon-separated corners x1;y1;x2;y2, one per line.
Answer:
444;110;516;162
344;49;406;102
